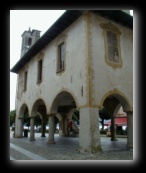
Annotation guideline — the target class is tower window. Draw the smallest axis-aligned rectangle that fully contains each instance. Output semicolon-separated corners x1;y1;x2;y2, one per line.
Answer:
28;37;32;47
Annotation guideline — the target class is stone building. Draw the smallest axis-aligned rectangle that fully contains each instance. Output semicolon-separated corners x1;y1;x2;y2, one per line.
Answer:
10;10;133;153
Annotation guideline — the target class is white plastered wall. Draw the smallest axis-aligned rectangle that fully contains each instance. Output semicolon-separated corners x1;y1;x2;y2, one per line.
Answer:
15;15;88;118
90;13;133;109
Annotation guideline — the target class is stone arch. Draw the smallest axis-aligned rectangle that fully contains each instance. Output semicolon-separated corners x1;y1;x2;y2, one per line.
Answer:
18;103;29;118
55;113;62;121
99;89;132;112
66;108;76;120
31;98;47;117
99;89;133;148
50;90;78;113
29;98;48;139
50;90;78;137
15;103;30;138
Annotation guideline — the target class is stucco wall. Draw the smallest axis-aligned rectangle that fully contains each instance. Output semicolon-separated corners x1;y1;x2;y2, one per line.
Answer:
90;13;133;109
15;12;133;116
16;15;87;115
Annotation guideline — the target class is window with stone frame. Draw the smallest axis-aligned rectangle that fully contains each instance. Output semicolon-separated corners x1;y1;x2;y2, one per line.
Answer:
106;30;119;63
100;22;122;68
37;59;43;83
23;71;27;91
57;42;65;72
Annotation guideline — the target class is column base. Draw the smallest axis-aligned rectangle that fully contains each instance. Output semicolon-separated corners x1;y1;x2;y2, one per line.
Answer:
79;146;102;153
111;138;118;141
126;144;133;149
29;138;36;141
41;135;46;137
15;135;23;138
47;141;56;144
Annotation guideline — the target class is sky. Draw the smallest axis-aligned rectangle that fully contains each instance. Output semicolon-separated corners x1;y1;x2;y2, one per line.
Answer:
10;10;133;111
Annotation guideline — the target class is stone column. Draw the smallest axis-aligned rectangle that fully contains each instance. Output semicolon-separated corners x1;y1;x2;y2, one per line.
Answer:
64;117;68;136
47;114;55;144
17;117;23;138
59;120;65;136
41;117;46;137
110;117;117;141
29;117;35;141
126;111;133;149
79;108;102;153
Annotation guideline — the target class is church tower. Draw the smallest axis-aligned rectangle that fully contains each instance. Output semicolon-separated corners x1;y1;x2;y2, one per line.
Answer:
20;28;41;58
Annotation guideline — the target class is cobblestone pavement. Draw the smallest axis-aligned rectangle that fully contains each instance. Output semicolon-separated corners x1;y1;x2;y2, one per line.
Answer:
10;132;133;161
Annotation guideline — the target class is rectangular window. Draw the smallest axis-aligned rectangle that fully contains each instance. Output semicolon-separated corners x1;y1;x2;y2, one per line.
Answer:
57;42;65;72
106;31;119;63
37;59;42;83
24;71;27;91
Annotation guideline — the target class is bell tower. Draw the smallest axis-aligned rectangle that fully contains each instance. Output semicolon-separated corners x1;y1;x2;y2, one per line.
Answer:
20;28;41;58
